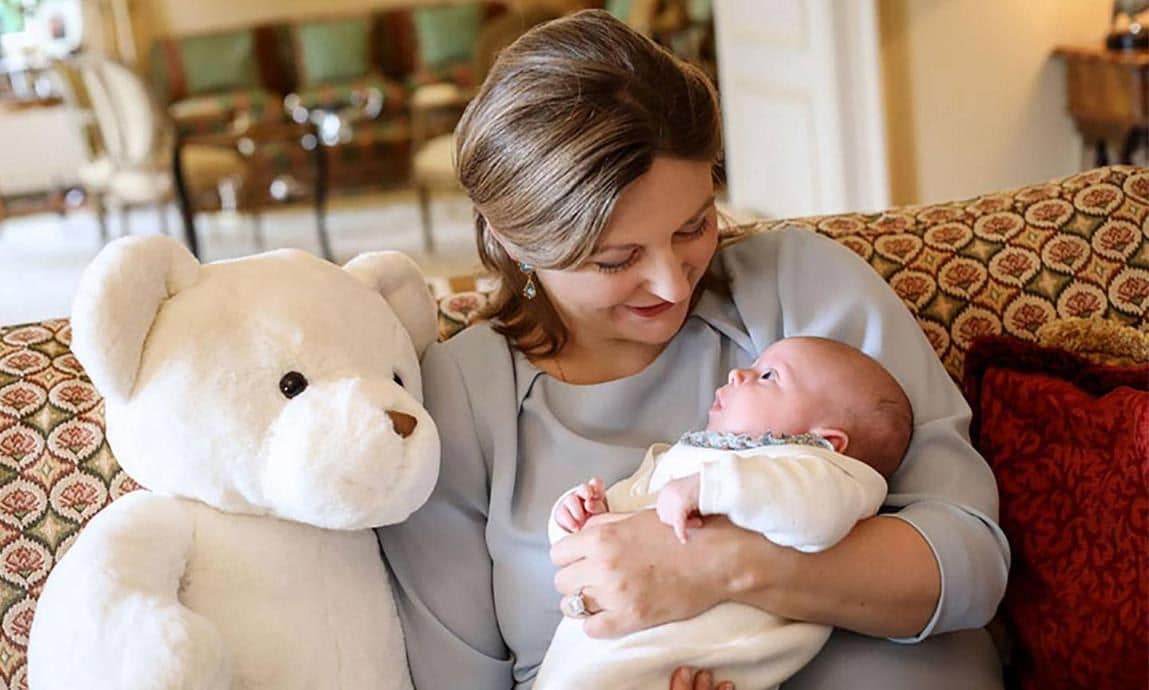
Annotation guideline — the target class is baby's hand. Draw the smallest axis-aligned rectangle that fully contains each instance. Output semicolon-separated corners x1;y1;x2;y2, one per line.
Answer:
554;478;608;533
656;474;703;544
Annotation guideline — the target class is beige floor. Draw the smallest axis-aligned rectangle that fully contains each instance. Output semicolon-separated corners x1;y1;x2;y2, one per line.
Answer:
0;189;484;326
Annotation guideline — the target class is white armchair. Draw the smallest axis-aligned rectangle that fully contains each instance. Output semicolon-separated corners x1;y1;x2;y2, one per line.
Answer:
58;57;247;242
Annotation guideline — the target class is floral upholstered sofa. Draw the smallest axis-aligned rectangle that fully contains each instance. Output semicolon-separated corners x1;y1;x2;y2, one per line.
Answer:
1;166;1146;689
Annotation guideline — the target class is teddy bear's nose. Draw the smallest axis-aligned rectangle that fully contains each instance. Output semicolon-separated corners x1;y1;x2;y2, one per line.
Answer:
386;410;417;438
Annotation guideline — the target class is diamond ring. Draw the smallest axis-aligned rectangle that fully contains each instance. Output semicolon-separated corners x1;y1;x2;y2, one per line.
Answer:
565;588;590;618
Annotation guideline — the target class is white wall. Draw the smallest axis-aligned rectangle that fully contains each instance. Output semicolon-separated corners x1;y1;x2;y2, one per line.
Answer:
0;107;86;194
880;0;1113;206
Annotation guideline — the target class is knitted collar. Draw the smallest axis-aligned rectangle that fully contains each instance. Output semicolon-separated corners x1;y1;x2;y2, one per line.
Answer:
678;430;834;451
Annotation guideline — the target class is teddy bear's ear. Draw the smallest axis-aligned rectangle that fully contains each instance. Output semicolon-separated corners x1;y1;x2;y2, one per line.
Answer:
343;251;437;356
70;236;200;403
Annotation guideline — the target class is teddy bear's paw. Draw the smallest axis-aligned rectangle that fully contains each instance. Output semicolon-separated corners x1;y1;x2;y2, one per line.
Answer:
122;605;232;690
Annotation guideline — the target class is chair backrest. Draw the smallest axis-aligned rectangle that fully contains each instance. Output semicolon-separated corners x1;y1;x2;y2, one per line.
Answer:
81;57;165;167
51;59;105;162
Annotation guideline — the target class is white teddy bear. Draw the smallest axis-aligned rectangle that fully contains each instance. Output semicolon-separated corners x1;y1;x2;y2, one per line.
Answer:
27;235;441;690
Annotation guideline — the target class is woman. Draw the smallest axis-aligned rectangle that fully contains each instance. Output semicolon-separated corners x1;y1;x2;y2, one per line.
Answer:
379;10;1009;690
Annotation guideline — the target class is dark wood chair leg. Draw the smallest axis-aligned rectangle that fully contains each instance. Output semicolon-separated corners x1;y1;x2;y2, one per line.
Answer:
313;141;333;261
1120;126;1148;164
172;133;201;258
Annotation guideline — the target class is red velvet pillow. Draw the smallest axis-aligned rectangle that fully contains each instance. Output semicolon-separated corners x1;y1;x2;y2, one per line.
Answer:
963;336;1148;690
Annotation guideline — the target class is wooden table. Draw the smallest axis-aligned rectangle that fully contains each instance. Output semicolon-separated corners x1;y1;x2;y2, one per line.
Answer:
1053;45;1149;166
172;121;331;260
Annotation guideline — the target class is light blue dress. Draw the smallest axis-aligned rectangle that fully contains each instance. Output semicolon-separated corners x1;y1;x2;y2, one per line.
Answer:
378;228;1010;690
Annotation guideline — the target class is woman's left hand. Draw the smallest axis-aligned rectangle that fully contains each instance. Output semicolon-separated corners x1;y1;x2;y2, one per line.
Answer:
550;508;768;638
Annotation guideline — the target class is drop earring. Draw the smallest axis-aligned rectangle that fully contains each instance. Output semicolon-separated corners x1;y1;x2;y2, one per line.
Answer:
519;262;537;299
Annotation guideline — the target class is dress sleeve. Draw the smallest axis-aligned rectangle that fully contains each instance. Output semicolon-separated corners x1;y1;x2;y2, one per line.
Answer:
376;339;514;690
723;228;1011;641
698;449;887;553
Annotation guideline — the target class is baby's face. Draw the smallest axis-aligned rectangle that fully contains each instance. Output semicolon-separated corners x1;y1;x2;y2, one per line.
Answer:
706;339;843;437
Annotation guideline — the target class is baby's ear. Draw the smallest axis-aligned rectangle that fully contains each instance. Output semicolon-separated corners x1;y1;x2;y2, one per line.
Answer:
70;236;200;403
343;251;437;356
811;427;849;455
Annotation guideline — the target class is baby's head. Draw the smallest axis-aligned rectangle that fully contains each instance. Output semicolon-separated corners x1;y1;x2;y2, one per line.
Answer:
707;336;913;477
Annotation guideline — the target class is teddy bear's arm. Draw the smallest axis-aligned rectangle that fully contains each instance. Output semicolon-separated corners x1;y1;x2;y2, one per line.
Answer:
28;491;231;690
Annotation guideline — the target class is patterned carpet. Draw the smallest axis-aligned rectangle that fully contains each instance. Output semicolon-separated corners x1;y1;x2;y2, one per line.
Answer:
0;188;483;326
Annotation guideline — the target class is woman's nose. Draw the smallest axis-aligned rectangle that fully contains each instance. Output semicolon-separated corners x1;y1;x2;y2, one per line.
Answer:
728;368;753;385
644;250;692;303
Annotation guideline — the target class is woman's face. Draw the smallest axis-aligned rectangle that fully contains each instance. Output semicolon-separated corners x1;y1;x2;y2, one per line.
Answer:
535;157;719;352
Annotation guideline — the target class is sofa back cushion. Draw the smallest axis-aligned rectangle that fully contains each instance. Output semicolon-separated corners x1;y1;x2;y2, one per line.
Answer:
755;166;1149;380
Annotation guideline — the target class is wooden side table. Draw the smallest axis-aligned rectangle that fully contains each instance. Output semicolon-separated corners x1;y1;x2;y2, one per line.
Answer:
1053;45;1149;166
172;121;331;261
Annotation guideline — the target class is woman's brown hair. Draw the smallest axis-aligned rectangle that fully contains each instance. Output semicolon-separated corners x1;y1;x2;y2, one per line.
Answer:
454;9;723;357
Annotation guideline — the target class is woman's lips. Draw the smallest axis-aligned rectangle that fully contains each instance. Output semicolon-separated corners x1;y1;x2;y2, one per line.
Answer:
627;301;675;318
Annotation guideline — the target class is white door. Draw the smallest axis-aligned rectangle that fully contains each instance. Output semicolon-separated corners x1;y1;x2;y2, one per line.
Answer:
714;0;889;218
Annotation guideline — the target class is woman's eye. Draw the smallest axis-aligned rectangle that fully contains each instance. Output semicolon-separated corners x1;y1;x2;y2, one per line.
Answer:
279;371;308;399
593;250;640;273
675;217;708;239
393;373;405;388
759;369;776;381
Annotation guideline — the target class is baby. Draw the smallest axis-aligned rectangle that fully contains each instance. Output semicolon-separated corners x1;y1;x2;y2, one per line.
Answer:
535;335;914;690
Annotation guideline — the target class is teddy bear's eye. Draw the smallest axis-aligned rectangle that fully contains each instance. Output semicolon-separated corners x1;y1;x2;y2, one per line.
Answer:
393;373;405;388
279;371;308;399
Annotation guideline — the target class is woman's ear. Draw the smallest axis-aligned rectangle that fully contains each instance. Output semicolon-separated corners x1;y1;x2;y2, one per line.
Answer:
811;427;849;455
480;219;519;262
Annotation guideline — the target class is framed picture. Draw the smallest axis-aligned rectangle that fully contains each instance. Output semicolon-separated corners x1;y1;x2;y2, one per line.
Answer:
33;0;82;58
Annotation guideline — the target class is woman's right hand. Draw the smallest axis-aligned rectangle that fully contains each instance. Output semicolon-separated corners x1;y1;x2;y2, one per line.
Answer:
669;666;734;690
